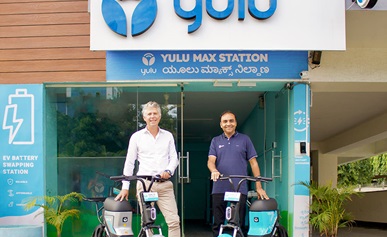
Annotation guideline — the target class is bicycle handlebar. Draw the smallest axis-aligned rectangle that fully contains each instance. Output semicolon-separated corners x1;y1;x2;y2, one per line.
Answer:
218;175;272;192
110;175;167;182
218;175;273;182
110;175;168;192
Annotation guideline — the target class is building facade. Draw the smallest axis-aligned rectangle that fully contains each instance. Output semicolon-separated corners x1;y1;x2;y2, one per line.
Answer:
1;0;387;236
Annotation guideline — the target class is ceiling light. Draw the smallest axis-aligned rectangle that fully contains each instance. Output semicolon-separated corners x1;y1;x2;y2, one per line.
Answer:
213;81;233;87
237;81;256;87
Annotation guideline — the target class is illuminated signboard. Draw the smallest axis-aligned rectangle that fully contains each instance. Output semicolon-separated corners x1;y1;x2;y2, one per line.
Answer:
90;0;346;50
106;50;308;80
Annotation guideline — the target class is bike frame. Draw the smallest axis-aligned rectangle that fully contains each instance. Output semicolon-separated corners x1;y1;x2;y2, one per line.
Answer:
111;175;167;237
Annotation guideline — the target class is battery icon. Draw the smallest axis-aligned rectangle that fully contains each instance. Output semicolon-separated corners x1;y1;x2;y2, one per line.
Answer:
2;89;35;145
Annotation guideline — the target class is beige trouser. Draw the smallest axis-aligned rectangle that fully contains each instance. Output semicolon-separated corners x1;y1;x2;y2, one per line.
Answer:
136;180;181;237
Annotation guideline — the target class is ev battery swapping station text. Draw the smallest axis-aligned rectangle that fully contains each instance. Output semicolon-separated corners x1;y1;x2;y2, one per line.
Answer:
0;85;44;226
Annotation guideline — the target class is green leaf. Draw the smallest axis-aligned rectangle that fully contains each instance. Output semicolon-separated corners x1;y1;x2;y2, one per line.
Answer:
298;181;360;237
22;192;84;237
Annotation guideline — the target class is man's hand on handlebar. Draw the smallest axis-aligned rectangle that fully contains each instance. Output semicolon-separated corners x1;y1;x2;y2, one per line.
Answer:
211;170;221;181
256;187;269;200
160;171;171;180
115;189;129;202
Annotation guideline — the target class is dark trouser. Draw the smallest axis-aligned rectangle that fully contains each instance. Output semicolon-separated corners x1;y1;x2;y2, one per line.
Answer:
211;193;247;237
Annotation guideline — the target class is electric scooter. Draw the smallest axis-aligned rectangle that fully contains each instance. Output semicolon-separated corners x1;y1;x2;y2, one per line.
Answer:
217;175;288;237
84;171;134;237
84;174;165;237
84;195;134;237
110;175;165;237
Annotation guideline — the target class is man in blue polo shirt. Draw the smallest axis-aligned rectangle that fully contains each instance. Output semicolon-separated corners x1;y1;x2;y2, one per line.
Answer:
208;110;269;237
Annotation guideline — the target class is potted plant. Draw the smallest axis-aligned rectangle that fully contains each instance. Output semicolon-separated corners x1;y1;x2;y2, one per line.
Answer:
23;192;84;237
300;181;360;237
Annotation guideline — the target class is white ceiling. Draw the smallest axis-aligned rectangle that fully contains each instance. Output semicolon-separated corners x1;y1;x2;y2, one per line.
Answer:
310;92;387;142
177;10;387;164
310;10;387;162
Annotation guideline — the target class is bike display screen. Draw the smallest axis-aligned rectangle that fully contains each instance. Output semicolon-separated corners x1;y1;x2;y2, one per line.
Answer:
143;192;159;202
224;191;241;202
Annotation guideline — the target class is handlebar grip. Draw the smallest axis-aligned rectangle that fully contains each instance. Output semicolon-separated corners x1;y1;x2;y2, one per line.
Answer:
259;177;273;182
110;175;124;181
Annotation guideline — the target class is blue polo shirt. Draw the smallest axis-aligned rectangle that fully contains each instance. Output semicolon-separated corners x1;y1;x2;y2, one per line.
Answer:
208;132;257;195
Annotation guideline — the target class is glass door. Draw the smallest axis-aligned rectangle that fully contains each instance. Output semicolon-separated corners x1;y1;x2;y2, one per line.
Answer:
136;87;187;235
177;90;188;236
49;84;182;237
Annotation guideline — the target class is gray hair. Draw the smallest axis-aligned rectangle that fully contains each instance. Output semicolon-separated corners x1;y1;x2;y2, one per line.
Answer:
142;101;161;117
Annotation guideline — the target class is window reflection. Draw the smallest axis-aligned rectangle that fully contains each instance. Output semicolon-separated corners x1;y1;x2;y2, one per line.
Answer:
46;86;178;236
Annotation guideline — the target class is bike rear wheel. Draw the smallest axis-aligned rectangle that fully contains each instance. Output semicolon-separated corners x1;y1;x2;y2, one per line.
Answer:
92;224;107;237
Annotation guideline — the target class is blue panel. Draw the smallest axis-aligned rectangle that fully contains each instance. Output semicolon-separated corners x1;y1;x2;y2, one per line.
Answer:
293;84;311;196
102;0;127;37
106;50;308;80
248;210;277;235
293;84;310;143
0;85;44;218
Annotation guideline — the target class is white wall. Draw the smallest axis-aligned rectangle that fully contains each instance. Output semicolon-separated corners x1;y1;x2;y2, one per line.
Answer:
345;191;387;223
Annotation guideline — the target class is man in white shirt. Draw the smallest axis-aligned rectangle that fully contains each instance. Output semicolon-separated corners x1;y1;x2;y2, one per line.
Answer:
115;101;180;237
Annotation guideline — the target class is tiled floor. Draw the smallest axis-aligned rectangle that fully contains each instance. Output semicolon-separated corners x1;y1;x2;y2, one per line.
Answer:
183;220;387;237
184;220;212;237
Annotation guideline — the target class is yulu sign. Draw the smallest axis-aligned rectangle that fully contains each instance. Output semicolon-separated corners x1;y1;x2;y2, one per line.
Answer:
102;0;277;36
92;0;345;51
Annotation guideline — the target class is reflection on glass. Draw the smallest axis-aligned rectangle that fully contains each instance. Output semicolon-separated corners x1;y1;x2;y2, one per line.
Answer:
46;86;178;237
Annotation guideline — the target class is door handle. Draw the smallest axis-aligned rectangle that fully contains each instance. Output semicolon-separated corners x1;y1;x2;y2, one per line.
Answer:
178;152;190;183
272;150;282;181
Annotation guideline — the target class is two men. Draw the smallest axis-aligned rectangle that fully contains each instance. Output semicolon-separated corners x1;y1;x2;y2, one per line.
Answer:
116;102;267;237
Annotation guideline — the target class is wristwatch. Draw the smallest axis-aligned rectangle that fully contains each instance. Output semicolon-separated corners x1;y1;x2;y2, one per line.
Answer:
165;170;172;176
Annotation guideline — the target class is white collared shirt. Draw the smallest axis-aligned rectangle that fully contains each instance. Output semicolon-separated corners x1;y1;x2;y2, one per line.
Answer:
122;127;179;189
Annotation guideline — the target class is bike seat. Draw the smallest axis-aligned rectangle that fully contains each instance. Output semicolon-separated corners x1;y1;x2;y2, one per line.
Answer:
250;198;278;211
104;197;133;212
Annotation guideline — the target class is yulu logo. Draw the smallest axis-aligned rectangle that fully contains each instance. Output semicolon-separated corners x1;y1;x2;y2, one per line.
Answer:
101;0;157;37
102;0;277;36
